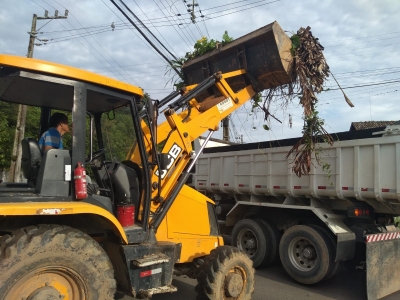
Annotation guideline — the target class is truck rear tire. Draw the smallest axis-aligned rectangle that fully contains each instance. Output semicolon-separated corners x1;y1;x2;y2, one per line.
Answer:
307;224;340;280
279;225;333;284
0;224;116;300
195;245;255;300
231;218;275;267
259;219;282;265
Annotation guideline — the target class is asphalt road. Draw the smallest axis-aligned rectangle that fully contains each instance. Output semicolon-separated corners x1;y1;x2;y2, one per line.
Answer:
116;263;400;300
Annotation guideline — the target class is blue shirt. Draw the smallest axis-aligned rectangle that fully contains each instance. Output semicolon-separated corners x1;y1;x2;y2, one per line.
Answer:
38;127;63;151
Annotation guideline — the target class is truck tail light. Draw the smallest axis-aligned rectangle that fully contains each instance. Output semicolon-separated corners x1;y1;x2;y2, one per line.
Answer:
349;207;372;218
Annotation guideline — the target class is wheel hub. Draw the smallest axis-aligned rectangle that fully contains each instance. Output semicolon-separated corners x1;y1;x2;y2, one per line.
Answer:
246;238;256;249
27;286;62;300
237;229;258;257
288;237;317;271
302;246;316;259
4;267;86;300
224;273;244;297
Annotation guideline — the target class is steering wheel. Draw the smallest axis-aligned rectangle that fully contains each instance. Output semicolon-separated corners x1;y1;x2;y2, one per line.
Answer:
86;149;106;164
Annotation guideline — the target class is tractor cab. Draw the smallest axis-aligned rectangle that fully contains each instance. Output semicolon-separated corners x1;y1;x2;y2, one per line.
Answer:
0;54;152;241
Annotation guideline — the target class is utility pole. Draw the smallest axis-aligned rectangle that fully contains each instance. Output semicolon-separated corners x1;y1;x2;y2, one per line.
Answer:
185;0;201;24
9;10;68;182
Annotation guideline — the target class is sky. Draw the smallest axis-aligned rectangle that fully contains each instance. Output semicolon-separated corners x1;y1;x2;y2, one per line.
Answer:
0;0;399;144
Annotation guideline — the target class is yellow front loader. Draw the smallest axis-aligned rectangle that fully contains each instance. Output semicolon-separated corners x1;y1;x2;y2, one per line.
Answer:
0;21;292;299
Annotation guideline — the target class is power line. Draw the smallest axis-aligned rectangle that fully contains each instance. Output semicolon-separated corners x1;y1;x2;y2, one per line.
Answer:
121;0;178;60
196;0;210;38
132;0;179;59
325;78;400;90
52;0;138;84
99;0;173;79
325;41;400;54
169;0;199;41
181;0;204;37
319;89;400;106
201;0;265;12
322;30;400;44
156;0;195;48
326;48;400;59
44;0;131;83
31;0;47;10
110;0;181;75
200;0;280;20
334;66;400;75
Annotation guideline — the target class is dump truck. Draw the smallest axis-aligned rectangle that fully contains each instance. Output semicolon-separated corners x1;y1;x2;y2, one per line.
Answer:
193;125;400;299
0;21;293;299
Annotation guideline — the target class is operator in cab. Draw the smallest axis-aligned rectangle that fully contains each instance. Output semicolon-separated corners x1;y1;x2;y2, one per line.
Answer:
38;112;70;152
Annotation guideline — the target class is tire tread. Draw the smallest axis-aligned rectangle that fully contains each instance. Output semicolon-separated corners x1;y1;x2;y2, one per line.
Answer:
0;225;116;300
195;246;255;300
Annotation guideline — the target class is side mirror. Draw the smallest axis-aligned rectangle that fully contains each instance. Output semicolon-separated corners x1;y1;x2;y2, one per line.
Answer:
158;153;169;170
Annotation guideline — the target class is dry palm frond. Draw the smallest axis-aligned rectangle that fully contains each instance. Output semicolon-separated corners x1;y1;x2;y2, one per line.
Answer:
263;26;334;177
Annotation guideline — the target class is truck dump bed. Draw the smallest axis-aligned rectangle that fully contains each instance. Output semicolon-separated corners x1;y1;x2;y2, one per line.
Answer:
195;126;400;215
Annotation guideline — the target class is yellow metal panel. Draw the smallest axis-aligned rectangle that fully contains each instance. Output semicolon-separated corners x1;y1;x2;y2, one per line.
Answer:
155;185;223;262
0;202;128;244
175;238;220;263
0;54;143;97
166;185;211;237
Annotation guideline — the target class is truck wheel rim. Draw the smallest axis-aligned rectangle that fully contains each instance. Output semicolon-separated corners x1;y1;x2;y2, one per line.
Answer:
4;267;86;300
236;229;258;258
288;237;317;271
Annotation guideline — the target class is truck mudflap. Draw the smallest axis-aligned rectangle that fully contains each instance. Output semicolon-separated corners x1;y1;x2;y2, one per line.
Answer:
366;231;400;299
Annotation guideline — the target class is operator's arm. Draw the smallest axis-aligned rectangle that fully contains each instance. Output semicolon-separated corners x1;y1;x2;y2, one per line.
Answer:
43;145;54;152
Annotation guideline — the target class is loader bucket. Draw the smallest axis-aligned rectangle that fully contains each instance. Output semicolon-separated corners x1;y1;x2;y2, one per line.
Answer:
366;232;400;299
181;21;293;101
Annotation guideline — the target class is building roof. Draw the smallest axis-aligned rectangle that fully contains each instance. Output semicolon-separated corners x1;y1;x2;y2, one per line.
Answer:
349;121;398;131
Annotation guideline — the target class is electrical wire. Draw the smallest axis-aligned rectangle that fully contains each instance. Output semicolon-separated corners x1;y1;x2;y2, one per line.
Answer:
52;0;137;84
322;30;400;44
327;48;400;59
325;41;400;54
36;19;53;31
132;0;180;59
33;0;125;82
165;1;196;45
195;0;210;38
123;0;178;60
111;0;180;75
156;0;195;47
194;0;280;21
31;0;47;10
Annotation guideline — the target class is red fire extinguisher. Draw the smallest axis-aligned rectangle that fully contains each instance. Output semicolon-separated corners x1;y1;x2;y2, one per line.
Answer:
74;162;87;200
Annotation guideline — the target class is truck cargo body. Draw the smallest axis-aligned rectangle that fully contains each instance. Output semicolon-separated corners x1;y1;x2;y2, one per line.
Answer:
193;125;400;299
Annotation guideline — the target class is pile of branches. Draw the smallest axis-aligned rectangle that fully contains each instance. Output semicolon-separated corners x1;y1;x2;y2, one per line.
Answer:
286;26;333;176
261;26;334;176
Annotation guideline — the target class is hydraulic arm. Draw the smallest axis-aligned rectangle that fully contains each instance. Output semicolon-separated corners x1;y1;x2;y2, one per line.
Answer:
127;70;256;218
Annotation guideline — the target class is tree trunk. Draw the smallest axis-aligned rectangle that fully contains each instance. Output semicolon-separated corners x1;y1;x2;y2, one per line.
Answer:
8;104;27;182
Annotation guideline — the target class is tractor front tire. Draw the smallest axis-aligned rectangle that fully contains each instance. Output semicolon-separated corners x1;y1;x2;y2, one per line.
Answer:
195;245;255;300
0;225;116;300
